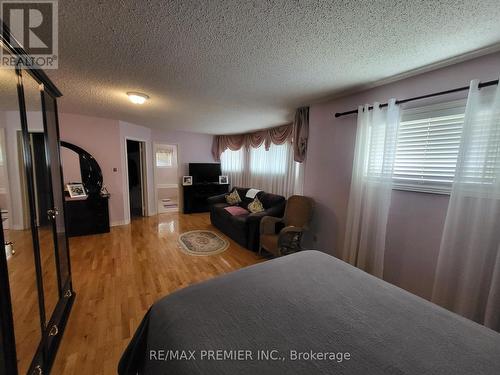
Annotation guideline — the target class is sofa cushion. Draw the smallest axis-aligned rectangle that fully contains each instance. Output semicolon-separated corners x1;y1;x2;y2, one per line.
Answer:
224;206;249;216
239;197;253;210
257;191;286;209
225;189;242;205
234;187;250;198
248;197;264;213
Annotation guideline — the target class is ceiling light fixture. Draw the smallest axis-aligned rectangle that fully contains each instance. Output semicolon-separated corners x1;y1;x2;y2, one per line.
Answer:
127;92;149;105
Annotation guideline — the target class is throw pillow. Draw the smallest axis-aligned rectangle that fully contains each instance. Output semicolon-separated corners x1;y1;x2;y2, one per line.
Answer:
248;197;264;213
225;189;241;205
224;206;249;216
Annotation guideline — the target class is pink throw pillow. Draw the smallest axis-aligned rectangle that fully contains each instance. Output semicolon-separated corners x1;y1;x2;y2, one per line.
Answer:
224;206;249;216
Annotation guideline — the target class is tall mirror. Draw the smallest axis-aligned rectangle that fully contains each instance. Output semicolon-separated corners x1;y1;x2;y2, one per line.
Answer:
42;90;72;294
1;29;75;373
21;72;60;328
0;49;42;374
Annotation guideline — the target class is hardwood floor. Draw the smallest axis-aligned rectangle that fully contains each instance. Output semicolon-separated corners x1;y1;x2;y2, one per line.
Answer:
5;226;60;375
48;212;263;374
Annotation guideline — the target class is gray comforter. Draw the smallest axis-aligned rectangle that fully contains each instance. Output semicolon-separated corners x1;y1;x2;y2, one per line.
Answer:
119;250;500;374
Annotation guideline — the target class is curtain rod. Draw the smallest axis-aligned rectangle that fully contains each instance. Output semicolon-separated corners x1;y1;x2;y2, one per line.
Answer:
334;79;499;118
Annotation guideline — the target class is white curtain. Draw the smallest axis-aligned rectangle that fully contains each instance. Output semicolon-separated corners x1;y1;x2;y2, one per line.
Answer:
432;79;500;331
220;141;303;197
220;148;245;188
343;99;400;278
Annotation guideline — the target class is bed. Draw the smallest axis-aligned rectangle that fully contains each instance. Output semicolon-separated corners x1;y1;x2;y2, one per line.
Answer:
118;250;500;374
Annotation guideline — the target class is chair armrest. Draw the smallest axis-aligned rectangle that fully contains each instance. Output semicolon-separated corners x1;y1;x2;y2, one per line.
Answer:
207;193;227;206
260;216;283;235
280;226;305;234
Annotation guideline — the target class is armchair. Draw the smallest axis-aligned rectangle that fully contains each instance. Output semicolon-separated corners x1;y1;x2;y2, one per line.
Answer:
259;195;314;257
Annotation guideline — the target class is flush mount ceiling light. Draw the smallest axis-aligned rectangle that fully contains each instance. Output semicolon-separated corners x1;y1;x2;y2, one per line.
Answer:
127;92;149;104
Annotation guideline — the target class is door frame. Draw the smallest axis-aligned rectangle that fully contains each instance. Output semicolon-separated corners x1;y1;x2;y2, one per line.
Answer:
153;142;181;214
124;137;149;222
0;128;12;230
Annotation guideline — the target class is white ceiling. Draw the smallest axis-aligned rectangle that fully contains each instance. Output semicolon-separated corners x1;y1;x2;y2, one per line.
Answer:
46;0;500;134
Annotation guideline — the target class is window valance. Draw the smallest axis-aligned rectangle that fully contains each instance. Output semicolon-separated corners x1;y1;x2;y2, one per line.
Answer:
212;107;309;163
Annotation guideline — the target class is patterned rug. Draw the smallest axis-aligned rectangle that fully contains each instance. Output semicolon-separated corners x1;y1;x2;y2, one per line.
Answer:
178;230;229;256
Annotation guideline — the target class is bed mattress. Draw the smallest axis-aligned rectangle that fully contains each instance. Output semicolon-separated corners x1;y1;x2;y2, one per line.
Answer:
119;250;500;374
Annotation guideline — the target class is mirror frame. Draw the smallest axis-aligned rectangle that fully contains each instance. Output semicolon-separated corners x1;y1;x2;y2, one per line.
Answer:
1;20;75;375
61;141;103;195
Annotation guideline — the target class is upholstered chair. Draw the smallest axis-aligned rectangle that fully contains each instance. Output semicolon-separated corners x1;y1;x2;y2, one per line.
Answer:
259;195;314;257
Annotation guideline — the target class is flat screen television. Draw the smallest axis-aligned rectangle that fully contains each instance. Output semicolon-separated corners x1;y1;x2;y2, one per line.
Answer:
189;163;222;184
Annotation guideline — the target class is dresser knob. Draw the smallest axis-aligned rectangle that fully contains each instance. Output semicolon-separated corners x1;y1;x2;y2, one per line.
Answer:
33;365;43;375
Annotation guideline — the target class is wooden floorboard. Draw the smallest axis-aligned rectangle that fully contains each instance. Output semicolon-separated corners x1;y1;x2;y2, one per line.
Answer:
5;226;60;374
48;212;263;374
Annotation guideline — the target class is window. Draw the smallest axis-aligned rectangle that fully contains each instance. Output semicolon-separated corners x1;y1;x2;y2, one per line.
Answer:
394;100;466;194
249;143;289;175
156;148;173;167
220;148;244;173
220;141;303;197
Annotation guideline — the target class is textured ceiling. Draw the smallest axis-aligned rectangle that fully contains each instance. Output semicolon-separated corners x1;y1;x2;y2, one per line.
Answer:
36;0;500;133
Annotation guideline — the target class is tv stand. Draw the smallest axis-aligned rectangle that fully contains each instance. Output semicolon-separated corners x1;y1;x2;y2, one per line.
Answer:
183;183;228;214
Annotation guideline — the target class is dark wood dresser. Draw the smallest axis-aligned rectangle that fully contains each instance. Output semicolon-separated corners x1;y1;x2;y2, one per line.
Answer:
183;183;229;213
64;194;110;236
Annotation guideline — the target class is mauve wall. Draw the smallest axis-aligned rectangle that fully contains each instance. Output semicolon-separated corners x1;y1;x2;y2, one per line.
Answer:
58;116;214;225
59;113;125;225
304;51;500;299
151;129;215;174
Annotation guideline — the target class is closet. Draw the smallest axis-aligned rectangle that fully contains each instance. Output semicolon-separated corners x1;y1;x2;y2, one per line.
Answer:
0;33;74;374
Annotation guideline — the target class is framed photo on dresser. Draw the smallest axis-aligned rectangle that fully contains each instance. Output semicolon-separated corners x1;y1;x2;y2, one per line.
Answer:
66;183;87;198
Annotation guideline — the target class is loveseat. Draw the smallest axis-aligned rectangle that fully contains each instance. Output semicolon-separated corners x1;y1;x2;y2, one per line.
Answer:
207;187;286;251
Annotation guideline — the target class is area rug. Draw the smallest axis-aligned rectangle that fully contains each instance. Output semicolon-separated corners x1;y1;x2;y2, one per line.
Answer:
178;230;229;256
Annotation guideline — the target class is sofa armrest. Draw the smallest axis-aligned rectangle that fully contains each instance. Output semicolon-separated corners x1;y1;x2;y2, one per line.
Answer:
260;216;283;235
259;201;286;218
207;193;227;206
246;203;283;223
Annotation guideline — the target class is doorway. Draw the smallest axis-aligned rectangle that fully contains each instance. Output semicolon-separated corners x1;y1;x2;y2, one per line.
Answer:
17;132;52;227
31;133;52;226
154;143;179;213
126;139;147;218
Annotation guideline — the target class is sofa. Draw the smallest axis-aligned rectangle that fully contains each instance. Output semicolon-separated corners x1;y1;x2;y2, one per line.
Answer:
207;187;286;251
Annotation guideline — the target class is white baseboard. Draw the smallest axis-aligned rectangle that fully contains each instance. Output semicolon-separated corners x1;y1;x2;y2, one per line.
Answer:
110;219;130;227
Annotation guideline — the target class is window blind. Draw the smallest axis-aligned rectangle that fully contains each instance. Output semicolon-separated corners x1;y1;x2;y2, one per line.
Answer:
394;103;466;193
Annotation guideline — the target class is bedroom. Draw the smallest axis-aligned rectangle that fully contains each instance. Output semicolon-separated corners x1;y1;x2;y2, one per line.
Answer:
1;1;500;374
